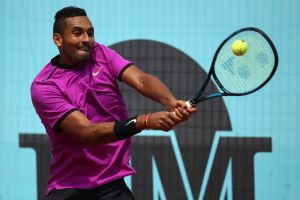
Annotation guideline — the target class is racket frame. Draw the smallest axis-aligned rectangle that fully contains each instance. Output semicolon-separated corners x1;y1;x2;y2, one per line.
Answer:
188;27;278;107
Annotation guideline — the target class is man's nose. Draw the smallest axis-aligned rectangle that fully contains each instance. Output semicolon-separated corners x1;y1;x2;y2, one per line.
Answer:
82;32;89;42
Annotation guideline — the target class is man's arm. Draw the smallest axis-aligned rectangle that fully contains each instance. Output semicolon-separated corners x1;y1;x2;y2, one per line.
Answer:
60;110;181;144
121;65;177;110
120;65;197;116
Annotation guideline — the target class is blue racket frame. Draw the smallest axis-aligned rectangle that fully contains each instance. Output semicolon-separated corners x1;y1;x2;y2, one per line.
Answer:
189;27;279;106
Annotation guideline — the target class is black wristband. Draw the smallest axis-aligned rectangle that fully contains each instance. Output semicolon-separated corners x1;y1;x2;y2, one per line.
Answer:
114;116;141;140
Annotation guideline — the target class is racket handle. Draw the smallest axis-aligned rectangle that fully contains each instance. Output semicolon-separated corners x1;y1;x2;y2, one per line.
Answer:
185;100;196;108
185;101;192;108
172;100;194;115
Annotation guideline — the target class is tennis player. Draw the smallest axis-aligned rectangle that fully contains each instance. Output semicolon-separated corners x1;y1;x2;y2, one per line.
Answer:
31;6;196;200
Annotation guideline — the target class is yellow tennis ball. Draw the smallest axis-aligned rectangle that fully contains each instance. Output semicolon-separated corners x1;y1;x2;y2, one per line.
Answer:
231;39;248;56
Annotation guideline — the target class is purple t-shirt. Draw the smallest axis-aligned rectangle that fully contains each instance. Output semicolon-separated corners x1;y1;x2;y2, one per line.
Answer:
31;43;136;195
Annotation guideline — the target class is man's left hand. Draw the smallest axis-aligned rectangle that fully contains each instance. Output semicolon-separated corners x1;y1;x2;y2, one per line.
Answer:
169;100;198;122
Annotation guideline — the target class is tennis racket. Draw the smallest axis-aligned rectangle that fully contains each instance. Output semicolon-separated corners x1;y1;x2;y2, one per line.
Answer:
186;27;278;107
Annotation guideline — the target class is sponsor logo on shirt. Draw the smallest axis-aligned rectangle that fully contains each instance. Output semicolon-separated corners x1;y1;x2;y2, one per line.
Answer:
92;65;103;77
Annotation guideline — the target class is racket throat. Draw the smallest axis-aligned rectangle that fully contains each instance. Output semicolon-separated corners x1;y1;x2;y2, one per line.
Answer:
191;93;224;105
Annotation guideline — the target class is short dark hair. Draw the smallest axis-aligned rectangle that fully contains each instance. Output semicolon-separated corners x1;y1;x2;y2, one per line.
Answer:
53;6;87;35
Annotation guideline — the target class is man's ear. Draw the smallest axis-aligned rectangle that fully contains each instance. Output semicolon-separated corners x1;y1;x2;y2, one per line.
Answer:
53;33;63;48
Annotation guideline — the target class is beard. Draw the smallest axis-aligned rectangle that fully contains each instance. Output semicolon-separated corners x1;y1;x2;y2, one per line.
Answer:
63;48;92;64
61;42;93;65
74;50;92;62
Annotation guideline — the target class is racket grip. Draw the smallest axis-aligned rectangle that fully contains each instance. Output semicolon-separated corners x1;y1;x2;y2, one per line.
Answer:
185;100;193;108
172;100;194;114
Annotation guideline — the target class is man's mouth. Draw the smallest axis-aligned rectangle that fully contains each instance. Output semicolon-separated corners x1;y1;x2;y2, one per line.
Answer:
78;46;91;52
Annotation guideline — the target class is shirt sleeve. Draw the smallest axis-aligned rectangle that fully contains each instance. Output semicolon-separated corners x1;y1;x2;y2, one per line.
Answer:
31;81;77;132
101;44;134;80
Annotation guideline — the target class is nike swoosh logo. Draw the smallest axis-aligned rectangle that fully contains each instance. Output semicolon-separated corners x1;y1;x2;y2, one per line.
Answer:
125;119;137;126
92;66;103;77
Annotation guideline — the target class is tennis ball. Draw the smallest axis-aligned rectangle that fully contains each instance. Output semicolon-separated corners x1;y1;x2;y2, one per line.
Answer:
231;39;248;56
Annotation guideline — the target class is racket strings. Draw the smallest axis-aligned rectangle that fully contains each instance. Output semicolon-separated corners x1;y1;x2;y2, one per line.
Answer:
214;30;276;94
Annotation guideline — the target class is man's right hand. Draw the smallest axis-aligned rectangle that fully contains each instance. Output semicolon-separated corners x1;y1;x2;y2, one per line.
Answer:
138;111;181;132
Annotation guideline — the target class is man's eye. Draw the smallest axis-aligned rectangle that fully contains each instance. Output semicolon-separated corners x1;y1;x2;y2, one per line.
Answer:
88;32;94;37
73;32;81;36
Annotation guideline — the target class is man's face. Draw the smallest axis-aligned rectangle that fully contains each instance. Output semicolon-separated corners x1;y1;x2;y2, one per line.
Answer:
55;16;95;64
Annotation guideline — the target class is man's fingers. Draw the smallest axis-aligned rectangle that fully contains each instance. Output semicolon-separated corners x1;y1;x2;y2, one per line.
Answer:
177;107;190;119
174;108;184;119
177;101;188;110
171;111;184;123
188;107;198;113
148;109;197;131
173;103;198;122
163;113;179;126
